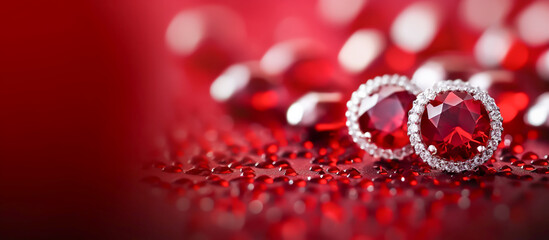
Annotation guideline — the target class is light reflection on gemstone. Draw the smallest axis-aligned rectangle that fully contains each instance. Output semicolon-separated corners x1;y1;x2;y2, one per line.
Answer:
420;91;491;162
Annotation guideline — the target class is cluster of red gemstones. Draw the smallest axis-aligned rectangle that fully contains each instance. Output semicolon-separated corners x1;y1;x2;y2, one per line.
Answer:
141;117;549;239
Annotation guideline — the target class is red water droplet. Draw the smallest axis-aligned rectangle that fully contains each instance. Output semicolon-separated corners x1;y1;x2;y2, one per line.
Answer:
310;165;322;172
274;176;290;182
522;165;535;171
343;168;362;179
212;166;233;174
522;151;539;160
241;156;257;166
284;168;298;176
327;167;340;174
274;159;291;168
532;159;549;166
228;161;243;169
378;168;388;175
255;161;275;169
499;165;512;172
256;175;274;184
337;157;353;165
321;174;334;180
241;172;256;178
512;160;525;167
312;156;337;166
352;156;363;163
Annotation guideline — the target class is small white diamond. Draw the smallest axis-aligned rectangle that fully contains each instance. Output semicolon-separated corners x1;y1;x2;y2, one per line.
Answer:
414;144;424;153
409;124;418;133
488;140;498;148
409;113;419;122
491;130;502;139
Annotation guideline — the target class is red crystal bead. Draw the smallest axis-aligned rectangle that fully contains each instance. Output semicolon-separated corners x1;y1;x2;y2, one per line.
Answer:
358;86;416;149
284;168;298;176
420;91;491;162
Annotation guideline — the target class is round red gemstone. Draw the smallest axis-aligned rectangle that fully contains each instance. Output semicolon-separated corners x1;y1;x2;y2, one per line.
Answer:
357;86;415;149
420;91;491;162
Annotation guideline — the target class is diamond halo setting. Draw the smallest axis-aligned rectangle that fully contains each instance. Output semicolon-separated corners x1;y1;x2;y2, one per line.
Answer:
346;74;421;159
407;80;503;172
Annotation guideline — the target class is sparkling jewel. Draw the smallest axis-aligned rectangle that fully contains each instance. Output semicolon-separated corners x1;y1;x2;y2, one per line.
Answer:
357;86;416;149
420;91;491;162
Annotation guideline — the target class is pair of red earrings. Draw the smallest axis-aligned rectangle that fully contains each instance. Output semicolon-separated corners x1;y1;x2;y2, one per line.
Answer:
346;74;503;173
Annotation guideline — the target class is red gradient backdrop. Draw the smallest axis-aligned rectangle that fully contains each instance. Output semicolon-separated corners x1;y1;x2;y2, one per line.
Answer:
1;0;178;238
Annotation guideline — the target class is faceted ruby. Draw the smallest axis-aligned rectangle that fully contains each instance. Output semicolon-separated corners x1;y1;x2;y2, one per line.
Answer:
420;91;491;162
358;86;416;149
